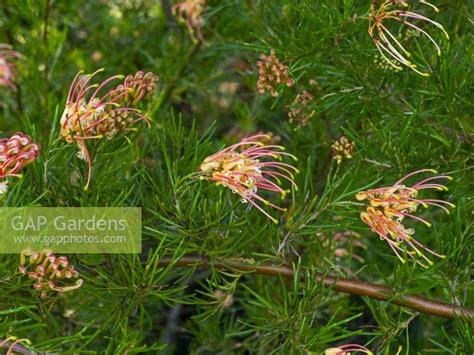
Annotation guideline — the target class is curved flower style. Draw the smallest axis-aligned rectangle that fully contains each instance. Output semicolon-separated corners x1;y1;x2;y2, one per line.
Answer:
257;49;294;97
0;132;40;195
19;249;83;299
0;43;21;90
325;343;373;355
200;134;298;223
60;69;158;190
356;169;455;266
0;336;32;355
172;0;206;43
368;0;449;76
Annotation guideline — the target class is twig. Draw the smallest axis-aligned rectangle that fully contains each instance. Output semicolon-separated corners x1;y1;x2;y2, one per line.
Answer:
158;255;474;320
161;0;178;30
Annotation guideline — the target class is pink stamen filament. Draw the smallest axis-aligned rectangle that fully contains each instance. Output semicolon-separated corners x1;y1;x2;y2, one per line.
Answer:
66;70;84;103
378;29;411;64
398;211;431;226
399;11;449;38
89;74;123;102
394;169;437;185
263;170;298;189
413;184;447;190
381;24;411;56
400;20;442;55
412;175;451;187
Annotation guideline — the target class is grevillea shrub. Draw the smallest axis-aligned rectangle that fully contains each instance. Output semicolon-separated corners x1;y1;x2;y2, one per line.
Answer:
0;1;472;354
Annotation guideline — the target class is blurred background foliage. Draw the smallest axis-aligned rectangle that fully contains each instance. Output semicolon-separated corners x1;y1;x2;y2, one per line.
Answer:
0;0;472;353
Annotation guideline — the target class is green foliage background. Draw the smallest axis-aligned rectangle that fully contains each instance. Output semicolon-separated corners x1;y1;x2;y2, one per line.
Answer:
0;0;472;353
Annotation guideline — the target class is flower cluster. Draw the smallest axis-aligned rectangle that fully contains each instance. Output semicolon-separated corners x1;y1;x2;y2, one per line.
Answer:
200;134;298;223
356;169;455;266
19;249;83;299
172;0;206;43
0;337;32;355
0;43;21;90
325;344;373;355
288;90;315;128
332;136;355;164
368;0;449;76
110;71;158;105
60;69;158;190
0;132;40;195
257;49;294;97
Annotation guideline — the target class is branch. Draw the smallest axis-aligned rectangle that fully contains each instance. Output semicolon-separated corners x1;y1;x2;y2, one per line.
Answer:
158;255;474;320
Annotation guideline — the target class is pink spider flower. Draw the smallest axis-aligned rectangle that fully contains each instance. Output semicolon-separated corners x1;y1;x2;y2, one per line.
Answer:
0;132;40;195
19;249;83;299
369;0;449;76
0;336;32;355
356;169;455;266
172;0;206;43
200;134;299;223
325;343;373;355
60;69;157;190
0;43;21;90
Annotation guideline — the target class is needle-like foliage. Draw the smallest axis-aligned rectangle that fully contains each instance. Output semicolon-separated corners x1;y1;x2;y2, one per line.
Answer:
0;0;472;354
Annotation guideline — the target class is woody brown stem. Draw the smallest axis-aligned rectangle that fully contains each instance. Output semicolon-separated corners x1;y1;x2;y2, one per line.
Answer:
158;255;474;320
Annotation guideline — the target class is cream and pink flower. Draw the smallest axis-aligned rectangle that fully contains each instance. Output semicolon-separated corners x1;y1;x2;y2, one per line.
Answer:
356;169;455;266
0;132;40;195
172;0;206;43
60;69;158;190
200;134;298;223
368;0;449;76
19;249;83;299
